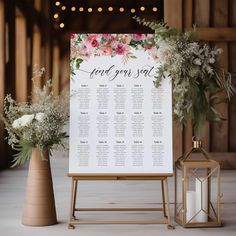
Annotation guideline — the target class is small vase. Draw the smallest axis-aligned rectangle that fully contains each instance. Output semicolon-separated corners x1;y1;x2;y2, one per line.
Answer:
22;148;57;226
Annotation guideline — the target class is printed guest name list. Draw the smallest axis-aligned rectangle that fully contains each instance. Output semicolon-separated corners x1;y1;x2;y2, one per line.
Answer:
69;48;173;174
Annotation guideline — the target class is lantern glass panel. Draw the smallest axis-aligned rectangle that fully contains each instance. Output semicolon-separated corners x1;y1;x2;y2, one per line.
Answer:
185;167;209;223
207;167;219;222
175;166;183;223
184;164;220;225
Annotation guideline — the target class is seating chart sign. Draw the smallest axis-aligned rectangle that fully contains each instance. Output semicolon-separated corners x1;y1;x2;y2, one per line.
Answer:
69;34;173;174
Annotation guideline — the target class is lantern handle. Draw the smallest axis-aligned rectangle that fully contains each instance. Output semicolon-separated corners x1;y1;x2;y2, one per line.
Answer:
175;136;210;168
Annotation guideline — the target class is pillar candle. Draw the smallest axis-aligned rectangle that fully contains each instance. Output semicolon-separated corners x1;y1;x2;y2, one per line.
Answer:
195;177;208;222
186;191;196;223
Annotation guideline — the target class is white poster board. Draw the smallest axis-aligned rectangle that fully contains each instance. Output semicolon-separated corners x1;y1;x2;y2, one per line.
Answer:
69;34;173;174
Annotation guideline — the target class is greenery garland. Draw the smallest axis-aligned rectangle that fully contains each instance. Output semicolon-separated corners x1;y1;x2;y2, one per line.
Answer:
135;17;236;138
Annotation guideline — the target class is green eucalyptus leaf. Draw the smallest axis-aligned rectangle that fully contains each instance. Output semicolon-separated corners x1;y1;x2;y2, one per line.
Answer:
11;142;33;167
76;58;83;69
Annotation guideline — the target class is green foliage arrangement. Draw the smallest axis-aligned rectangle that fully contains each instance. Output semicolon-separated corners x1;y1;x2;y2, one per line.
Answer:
0;68;68;166
135;17;236;138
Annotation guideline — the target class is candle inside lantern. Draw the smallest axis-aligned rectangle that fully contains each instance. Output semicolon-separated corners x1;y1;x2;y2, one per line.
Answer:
186;191;196;223
195;177;208;222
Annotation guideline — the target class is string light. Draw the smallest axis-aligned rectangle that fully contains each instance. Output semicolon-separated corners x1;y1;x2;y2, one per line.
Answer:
53;13;59;19
59;23;64;28
54;5;160;15
152;7;158;12
119;7;124;12
97;7;103;12
140;6;145;11
131;8;135;13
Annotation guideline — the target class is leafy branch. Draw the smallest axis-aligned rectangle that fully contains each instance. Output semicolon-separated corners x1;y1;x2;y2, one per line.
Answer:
134;16;236;138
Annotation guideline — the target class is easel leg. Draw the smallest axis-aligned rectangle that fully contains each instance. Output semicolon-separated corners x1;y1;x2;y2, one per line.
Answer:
68;178;77;229
161;179;167;218
164;177;175;229
72;180;78;219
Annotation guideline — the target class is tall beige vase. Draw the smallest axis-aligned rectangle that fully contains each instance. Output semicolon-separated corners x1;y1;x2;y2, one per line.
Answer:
22;148;57;226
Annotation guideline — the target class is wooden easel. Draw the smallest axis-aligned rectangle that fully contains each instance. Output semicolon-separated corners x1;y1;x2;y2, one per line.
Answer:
68;174;174;229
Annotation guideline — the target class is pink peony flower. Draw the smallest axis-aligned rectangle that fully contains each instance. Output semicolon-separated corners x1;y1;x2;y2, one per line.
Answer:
132;33;145;41
70;33;76;40
100;45;113;56
102;34;110;38
85;34;99;48
115;43;130;55
91;39;98;47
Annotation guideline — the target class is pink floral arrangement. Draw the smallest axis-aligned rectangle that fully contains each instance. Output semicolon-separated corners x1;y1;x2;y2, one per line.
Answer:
70;34;157;78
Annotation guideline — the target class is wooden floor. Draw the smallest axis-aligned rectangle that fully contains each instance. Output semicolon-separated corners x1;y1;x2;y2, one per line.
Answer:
0;149;236;236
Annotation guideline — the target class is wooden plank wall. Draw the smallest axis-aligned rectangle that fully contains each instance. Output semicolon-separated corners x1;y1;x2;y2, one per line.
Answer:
15;9;28;103
164;0;184;160
32;25;42;100
0;0;16;169
0;0;6;169
165;0;236;168
229;0;236;152
52;45;60;96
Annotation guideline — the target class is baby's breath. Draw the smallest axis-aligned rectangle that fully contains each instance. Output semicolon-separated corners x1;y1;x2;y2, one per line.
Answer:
135;17;236;138
1;69;69;166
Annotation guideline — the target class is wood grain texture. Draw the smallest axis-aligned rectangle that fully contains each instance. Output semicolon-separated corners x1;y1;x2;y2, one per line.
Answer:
228;43;236;151
2;0;16;168
164;0;183;29
15;12;27;102
40;42;51;85
183;121;193;153
211;42;229;152
173;123;183;159
44;40;51;80
211;0;228;27
197;27;236;41
194;0;210;26
60;53;70;92
211;0;229;152
32;25;41;102
229;0;236;26
164;0;184;159
0;0;5;168
183;0;193;30
175;0;236;157
194;0;210;151
229;0;236;151
52;45;60;96
183;0;193;151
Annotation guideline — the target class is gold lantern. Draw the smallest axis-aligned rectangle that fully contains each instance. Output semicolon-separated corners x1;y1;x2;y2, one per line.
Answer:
175;137;222;227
